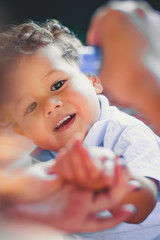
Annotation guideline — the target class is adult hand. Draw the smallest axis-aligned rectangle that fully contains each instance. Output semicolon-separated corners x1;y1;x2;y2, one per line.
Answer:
0;163;62;203
0;154;138;233
1;183;135;233
87;4;160;133
0;158;136;233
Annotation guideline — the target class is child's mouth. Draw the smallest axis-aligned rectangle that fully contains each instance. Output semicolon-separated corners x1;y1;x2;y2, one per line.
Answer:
54;113;76;131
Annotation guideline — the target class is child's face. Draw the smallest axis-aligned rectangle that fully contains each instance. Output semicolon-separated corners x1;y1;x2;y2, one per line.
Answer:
10;46;102;151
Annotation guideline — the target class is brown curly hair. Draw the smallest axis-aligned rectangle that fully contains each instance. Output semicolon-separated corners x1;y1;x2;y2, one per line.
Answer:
0;19;82;127
0;19;82;65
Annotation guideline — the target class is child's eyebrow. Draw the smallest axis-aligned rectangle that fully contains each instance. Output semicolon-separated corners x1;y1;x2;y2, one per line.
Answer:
15;71;58;107
15;94;27;111
42;69;60;81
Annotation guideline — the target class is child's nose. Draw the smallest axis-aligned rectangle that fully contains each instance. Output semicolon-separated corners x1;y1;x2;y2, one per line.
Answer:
44;98;63;117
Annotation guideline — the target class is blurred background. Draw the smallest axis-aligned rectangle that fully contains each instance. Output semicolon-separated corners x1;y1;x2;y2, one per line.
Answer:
0;0;160;43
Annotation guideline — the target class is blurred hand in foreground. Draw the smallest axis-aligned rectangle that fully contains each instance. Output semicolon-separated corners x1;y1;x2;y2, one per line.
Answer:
87;3;160;134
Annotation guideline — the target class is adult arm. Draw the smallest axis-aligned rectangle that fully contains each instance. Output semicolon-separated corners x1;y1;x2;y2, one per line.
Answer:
87;3;160;134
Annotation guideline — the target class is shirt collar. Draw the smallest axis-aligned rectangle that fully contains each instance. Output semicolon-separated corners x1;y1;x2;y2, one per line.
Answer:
84;95;110;147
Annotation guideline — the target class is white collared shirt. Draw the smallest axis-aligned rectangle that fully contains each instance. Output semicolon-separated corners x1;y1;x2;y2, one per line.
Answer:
73;94;160;240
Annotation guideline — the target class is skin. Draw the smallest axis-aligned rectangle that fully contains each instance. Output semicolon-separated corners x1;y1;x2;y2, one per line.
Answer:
87;6;160;135
1;44;135;232
11;45;102;151
2;183;134;233
48;136;159;223
48;134;115;190
0;161;136;233
5;43;158;228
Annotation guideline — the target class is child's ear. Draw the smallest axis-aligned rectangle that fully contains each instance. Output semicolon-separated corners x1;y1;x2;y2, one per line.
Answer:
88;76;103;93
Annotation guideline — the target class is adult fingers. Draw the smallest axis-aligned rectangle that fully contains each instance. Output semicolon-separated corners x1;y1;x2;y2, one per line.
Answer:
79;204;136;233
87;5;108;45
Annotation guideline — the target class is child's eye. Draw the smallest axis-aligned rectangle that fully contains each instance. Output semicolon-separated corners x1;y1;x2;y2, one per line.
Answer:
51;80;66;91
25;102;37;115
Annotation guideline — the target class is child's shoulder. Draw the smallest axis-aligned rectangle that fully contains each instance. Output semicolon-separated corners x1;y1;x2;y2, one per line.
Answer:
97;94;160;147
99;94;145;128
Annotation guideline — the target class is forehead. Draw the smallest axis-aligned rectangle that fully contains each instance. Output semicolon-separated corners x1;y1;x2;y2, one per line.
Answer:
10;45;79;83
15;46;62;78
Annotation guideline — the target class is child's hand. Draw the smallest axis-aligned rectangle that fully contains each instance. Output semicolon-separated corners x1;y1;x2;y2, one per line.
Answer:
47;138;114;190
93;158;142;213
94;158;131;210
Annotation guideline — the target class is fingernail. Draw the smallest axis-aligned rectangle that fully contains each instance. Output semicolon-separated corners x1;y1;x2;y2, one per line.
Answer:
117;156;126;169
124;204;137;213
104;158;114;174
129;180;142;191
45;173;60;181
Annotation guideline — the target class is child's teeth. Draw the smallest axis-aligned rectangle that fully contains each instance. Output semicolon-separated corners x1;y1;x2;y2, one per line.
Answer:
56;115;71;127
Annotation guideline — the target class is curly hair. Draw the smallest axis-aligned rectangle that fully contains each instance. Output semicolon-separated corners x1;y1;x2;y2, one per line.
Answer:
0;19;82;64
0;19;82;127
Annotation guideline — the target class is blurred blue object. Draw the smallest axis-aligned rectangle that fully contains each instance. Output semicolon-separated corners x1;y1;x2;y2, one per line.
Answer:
78;46;102;76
